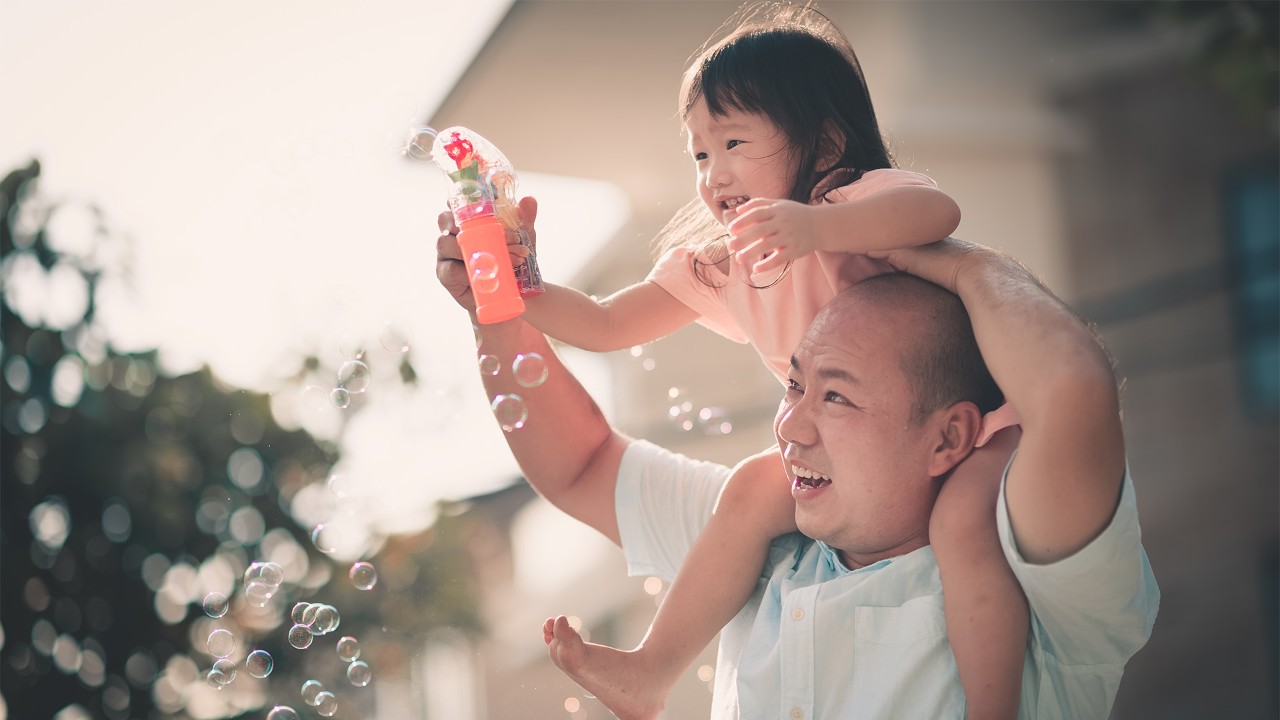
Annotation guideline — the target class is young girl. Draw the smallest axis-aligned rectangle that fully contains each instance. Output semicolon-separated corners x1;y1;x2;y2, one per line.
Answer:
510;4;1027;718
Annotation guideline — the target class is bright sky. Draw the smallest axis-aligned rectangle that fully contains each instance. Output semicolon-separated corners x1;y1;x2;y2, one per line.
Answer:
1;0;630;555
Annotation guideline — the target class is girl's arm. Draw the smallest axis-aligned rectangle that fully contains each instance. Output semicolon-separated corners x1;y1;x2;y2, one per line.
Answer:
724;184;961;275
523;280;700;353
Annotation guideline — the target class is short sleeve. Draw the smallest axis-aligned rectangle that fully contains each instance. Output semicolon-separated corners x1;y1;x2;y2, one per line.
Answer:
615;439;733;581
646;247;750;344
823;168;938;204
997;457;1160;666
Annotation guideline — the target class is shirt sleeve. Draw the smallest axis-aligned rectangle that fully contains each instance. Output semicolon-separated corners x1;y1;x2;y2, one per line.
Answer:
615;439;733;581
823;168;939;204
646;247;750;344
996;456;1160;666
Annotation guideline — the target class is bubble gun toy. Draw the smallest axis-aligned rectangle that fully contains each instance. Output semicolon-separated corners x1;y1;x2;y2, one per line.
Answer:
425;126;544;324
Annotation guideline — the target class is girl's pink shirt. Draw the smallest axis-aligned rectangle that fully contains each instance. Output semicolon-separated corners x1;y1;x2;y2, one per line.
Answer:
647;167;1019;442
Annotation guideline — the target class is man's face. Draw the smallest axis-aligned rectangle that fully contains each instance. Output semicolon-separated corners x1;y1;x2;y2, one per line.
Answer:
774;298;942;569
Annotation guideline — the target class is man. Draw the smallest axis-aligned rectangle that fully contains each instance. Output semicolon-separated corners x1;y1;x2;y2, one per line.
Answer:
436;202;1159;719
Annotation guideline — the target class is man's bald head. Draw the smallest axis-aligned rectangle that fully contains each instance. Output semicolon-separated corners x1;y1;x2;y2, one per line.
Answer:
817;273;1003;423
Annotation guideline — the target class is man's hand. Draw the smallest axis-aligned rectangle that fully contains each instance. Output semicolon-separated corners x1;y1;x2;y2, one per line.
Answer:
724;198;824;274
435;196;539;313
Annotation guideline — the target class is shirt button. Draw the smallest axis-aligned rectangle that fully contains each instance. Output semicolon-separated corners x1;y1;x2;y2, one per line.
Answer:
791;608;804;621
790;708;804;720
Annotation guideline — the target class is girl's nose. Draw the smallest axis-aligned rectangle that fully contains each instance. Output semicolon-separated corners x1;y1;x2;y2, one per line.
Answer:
704;157;730;189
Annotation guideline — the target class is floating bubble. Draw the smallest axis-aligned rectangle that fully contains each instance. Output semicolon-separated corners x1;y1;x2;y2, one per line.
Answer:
210;658;236;686
267;707;301;720
470;252;499;280
337;334;366;360
244;580;274;607
246;649;273;678
314;691;338;716
379;324;410;354
471;269;500;295
478;354;501;376
337;360;371;393
300;385;329;414
327;473;350;498
301;679;324;705
202;592;229;618
329;388;351;409
335;636;361;662
291;602;311;624
311;524;339;554
697;407;733;435
402;126;437;161
310;605;340;635
245;561;285;587
288;624;313;649
347;660;372;687
512;353;548;388
300;603;321;628
207;629;235;658
491;394;527;432
349;562;377;590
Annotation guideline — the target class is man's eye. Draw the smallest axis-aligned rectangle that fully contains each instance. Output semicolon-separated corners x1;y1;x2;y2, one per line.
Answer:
786;379;803;393
825;391;851;405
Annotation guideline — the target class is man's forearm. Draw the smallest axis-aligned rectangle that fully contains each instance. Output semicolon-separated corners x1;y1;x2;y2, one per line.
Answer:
473;318;625;543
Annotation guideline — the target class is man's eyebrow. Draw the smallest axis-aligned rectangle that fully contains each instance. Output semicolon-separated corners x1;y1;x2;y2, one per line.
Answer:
790;356;859;384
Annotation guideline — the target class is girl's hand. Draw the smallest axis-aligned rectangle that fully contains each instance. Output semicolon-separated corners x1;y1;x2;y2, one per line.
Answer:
507;196;538;266
868;237;983;295
724;198;824;275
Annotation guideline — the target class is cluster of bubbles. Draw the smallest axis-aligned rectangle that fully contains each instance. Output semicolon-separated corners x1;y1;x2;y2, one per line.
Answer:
243;561;286;606
336;636;373;686
287;601;342;650
475;351;549;432
666;387;734;435
329;359;371;410
629;344;658;371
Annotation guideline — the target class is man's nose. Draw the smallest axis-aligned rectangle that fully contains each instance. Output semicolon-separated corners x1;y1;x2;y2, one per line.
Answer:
776;397;816;447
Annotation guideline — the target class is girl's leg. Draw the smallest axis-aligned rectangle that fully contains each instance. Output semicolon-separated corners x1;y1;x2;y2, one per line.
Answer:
544;446;796;720
932;426;1028;720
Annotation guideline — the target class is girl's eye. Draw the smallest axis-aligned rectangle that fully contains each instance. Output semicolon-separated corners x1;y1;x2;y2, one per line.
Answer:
726;139;743;150
693;151;707;161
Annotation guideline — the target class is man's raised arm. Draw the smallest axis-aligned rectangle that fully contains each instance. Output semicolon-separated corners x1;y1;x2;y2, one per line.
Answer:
436;201;628;544
880;238;1125;564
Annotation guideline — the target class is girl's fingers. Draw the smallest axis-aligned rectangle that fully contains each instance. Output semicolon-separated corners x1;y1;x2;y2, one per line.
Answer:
751;251;787;275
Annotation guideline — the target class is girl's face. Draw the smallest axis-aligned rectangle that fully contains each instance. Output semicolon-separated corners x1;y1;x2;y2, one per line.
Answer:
684;98;794;227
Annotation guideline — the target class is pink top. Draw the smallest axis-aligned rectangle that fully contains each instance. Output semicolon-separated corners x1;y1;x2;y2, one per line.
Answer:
647;167;1020;442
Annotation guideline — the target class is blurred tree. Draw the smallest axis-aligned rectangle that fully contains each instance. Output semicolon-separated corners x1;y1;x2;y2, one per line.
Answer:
0;161;483;719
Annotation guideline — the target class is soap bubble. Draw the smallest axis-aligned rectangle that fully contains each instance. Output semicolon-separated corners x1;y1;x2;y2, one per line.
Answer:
288;624;313;649
347;660;372;687
202;592;229;618
311;524;339;554
471;266;500;294
470;251;499;280
310;605;340;635
402;126;437;161
245;561;284;587
477;354;501;376
337;360;371;393
207;628;235;658
336;636;361;662
267;707;300;720
314;691;338;716
301;679;324;705
246;649;273;678
299;385;329;414
244;580;274;607
379;323;410;354
512;353;548;388
327;473;350;498
209;658;236;687
329;388;351;409
349;562;377;590
291;602;312;624
491;394;527;432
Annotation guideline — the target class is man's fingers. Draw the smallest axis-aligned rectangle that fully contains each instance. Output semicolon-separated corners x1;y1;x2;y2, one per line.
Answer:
437;231;462;261
437;209;457;234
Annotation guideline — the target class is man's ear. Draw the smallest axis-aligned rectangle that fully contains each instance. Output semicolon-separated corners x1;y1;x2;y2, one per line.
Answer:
817;120;845;172
926;402;982;479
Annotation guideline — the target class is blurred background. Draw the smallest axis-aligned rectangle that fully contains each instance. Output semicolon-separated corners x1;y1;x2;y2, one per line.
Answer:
1;1;1276;718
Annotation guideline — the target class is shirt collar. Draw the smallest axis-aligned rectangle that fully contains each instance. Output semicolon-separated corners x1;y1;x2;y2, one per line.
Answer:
817;541;895;575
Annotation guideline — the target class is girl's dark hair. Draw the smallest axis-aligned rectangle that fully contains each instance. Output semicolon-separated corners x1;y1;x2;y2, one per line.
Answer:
654;1;896;283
